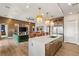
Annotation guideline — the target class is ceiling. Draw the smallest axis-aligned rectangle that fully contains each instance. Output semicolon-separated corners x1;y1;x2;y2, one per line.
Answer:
0;3;79;21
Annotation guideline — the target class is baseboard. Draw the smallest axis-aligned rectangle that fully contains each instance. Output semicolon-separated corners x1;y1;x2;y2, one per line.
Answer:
64;41;79;45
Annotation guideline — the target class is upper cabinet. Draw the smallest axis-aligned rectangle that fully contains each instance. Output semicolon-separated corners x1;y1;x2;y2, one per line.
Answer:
50;17;64;26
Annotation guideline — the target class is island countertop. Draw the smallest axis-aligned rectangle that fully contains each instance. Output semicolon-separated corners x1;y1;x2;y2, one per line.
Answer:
29;34;63;44
29;34;63;56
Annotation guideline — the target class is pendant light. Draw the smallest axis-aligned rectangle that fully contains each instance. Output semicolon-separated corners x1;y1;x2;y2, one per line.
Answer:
45;12;50;26
36;8;43;24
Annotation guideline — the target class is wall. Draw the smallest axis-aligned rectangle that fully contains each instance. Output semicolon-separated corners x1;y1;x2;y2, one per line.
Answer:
0;16;35;37
64;14;79;45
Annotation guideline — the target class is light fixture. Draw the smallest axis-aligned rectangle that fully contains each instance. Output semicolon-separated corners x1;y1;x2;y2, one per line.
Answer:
49;16;54;26
42;13;44;16
36;8;43;24
26;3;30;8
69;12;72;14
45;12;50;26
50;21;54;26
45;20;50;26
68;3;72;6
26;5;30;8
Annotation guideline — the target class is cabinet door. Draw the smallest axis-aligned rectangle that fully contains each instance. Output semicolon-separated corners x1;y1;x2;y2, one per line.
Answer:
45;40;63;56
45;41;58;56
45;44;50;56
50;42;57;56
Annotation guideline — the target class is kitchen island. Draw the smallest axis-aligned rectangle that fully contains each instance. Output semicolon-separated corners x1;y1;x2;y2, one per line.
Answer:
29;35;63;56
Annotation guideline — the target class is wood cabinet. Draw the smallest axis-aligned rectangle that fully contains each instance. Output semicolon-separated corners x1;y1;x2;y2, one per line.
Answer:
45;37;63;56
29;36;63;56
45;43;50;56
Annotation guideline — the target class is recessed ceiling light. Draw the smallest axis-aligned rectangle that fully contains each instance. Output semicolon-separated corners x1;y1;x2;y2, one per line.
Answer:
42;13;44;16
26;5;30;8
69;12;72;14
68;3;72;6
26;3;30;8
27;3;30;4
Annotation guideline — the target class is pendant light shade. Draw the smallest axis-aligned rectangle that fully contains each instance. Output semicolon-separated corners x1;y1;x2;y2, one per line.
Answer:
45;12;50;26
36;8;43;24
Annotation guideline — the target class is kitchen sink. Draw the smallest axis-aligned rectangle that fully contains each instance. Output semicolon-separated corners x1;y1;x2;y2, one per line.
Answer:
50;36;57;38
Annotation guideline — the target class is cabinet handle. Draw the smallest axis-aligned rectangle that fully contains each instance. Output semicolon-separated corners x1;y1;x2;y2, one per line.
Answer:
31;43;33;46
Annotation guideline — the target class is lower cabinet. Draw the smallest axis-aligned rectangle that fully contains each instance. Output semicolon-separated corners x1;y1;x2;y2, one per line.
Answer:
45;43;50;56
45;38;63;56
